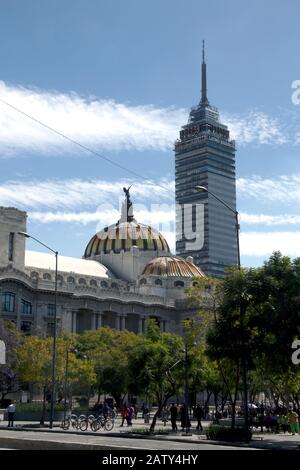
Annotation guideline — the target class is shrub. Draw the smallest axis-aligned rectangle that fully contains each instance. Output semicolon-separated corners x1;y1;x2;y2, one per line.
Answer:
206;424;252;441
15;403;65;412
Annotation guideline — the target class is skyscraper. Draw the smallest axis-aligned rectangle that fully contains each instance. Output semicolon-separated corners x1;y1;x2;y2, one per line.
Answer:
175;42;237;278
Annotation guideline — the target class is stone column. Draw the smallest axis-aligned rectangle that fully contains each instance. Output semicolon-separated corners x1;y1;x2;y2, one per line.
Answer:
96;312;103;329
91;312;96;330
72;311;77;333
115;314;121;331
121;314;126;331
138;316;146;333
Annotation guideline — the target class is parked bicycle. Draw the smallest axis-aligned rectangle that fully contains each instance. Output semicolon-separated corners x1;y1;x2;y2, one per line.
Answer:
90;415;114;432
61;414;87;431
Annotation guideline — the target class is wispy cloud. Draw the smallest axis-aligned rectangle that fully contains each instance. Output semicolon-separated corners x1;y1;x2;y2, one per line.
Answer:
0;81;297;157
0;81;186;156
3;173;300;212
240;231;300;257
240;212;300;225
222;111;289;146
0;178;174;209
237;174;300;204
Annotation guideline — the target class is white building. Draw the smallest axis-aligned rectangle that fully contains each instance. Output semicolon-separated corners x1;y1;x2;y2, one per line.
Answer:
0;191;205;336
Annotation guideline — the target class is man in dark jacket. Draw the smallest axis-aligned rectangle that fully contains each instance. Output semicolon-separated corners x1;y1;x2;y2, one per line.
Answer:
194;404;204;431
169;403;178;431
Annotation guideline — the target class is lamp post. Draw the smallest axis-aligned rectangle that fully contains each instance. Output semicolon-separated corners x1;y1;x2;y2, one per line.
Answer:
195;186;249;442
183;343;191;436
18;232;58;429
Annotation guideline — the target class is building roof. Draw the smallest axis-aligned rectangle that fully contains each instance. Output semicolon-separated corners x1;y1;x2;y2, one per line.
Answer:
142;256;206;278
25;250;114;279
84;221;170;258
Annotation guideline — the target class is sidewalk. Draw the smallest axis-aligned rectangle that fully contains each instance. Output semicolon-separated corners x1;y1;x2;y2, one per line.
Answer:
1;418;300;450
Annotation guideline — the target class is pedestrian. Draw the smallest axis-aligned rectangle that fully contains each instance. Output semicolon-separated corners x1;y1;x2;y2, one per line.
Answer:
194;404;204;431
169;403;178;432
288;409;300;435
161;406;169;426
126;404;134;426
103;401;111;418
7;401;16;428
120;404;128;427
180;404;191;430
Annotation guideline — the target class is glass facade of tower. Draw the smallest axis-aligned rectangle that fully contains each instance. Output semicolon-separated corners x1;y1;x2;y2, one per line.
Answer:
175;72;237;278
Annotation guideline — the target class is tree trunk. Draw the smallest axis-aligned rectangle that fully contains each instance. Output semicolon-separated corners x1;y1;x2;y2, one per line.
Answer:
149;394;172;433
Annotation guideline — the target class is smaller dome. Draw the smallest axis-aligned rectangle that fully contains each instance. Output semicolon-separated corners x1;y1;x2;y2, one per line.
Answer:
142;256;206;278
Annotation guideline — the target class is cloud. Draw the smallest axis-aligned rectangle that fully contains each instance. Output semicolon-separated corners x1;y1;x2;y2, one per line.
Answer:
0;81;186;156
0;81;297;157
240;231;300;257
240;212;300;225
222;111;288;146
237;174;300;204
29;206;176;227
0;178;174;209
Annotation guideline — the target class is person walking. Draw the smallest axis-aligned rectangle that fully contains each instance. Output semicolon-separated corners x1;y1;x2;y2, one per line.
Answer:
194;404;204;431
120;404;128;427
7;401;16;428
180;404;191;431
161;406;169;427
169;403;178;432
288;409;300;435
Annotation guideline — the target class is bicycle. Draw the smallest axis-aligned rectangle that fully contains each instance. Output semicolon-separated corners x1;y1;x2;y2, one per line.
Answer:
79;414;95;431
61;413;87;431
90;415;114;432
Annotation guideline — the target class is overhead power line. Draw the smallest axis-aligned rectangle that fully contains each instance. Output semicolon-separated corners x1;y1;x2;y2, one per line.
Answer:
0;97;174;198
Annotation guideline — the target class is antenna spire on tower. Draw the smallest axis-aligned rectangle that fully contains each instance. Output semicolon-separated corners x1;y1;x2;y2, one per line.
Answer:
201;39;209;105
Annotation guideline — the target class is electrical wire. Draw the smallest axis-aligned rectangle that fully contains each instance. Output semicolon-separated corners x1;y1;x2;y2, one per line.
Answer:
0;97;174;198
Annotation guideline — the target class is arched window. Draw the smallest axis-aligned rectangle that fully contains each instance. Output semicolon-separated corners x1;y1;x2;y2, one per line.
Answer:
43;273;51;281
67;276;75;284
100;281;108;288
139;278;147;286
192;281;199;287
155;279;162;286
90;279;97;287
111;282;119;289
78;278;86;285
174;280;184;288
30;271;39;279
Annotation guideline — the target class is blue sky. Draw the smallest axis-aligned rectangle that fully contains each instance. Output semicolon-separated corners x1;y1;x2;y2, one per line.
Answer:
1;0;300;266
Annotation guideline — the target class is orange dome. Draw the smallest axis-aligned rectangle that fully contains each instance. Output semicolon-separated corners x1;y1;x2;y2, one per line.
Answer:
142;256;206;278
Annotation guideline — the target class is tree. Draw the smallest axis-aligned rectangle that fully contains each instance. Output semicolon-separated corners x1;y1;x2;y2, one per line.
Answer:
0;320;21;405
127;319;184;432
76;327;139;406
16;335;95;422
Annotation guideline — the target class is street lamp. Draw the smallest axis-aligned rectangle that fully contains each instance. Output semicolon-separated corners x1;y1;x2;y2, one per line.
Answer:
18;232;58;429
183;343;191;436
194;186;249;442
